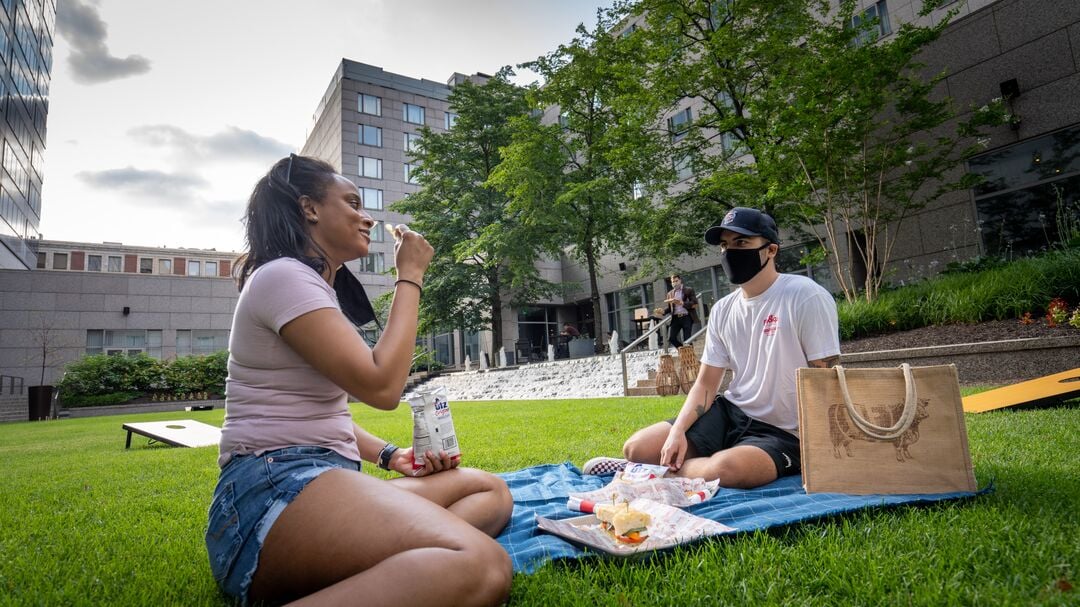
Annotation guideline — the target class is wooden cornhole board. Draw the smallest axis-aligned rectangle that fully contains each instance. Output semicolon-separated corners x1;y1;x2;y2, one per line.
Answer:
123;419;221;448
962;368;1080;413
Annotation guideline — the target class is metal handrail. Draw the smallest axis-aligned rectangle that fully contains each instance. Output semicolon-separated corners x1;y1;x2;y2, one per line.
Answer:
1;374;25;396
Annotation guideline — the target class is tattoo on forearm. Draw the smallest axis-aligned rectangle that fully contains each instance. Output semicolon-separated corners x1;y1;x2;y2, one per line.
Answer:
809;355;840;368
695;403;706;418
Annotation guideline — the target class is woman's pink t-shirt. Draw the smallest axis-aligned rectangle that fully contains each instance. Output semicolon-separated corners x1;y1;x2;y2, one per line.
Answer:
217;257;361;467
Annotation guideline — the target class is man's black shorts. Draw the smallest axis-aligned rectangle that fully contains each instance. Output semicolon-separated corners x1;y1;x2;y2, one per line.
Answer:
666;395;801;476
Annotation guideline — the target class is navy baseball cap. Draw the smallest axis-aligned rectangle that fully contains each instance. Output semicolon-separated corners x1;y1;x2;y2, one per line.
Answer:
704;207;780;245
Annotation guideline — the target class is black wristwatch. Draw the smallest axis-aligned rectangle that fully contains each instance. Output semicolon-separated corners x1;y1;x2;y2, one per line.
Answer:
377;442;399;471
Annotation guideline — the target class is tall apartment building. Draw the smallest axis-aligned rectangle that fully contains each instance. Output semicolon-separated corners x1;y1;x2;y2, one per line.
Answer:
0;0;55;270
294;2;1079;369
300;60;492;359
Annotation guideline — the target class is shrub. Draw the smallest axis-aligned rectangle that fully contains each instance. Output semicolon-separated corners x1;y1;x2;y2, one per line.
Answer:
57;351;228;406
839;249;1080;339
63;391;140;408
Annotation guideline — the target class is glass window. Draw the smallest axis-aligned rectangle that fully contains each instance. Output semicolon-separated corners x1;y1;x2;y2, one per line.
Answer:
360;124;382;147
87;329;164;359
36;251;45;268
444;112;458;129
668;107;692;141
175;329;230;356
516;305;558;353
139;258;153;273
371;222;386;242
204;261;218;277
187;260;201;276
86;329;104;355
359;93;381;116
358;252;384;273
362;187;383;210
971;124;1080;256
852;0;891;44
463;331;480;364
674;153;693;181
404;132;421;153
87;255;102;272
433;332;453;366
159;259;172;274
52;252;67;269
605;285;652;342
632;182;645;200
359;156;382;179
558;111;570;129
107;256;122;272
404;163;419;184
404;103;425;125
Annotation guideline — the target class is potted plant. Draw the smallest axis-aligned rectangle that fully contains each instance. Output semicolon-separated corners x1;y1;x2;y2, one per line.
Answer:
27;319;64;421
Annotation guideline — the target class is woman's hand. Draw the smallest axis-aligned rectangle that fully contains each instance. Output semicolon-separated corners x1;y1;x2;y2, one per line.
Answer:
392;224;434;283
389;446;460;477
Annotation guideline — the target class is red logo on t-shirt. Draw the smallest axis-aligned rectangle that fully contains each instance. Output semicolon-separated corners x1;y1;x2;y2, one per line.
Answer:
763;314;779;336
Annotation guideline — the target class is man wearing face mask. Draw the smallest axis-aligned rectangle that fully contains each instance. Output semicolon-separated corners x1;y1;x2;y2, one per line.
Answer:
582;207;840;489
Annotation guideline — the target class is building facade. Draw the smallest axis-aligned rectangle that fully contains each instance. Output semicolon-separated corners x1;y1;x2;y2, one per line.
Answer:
0;240;238;388
289;1;1078;369
0;0;55;270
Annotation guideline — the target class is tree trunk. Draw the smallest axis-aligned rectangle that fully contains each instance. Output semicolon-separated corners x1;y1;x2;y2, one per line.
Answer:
488;269;503;362
584;244;604;353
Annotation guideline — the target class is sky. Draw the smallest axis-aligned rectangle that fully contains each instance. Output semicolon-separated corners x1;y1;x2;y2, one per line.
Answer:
39;0;613;253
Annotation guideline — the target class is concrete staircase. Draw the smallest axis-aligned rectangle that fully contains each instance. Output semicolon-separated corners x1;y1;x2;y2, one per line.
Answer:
0;394;28;422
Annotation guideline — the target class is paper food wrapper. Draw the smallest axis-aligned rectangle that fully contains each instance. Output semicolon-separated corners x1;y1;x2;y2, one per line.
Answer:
536;498;734;556
567;463;720;512
405;385;461;470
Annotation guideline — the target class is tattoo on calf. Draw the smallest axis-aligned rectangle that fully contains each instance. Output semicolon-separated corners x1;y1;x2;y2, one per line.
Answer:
695;404;706;418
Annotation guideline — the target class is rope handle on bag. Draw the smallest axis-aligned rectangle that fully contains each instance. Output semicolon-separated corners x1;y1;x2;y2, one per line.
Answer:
835;363;919;440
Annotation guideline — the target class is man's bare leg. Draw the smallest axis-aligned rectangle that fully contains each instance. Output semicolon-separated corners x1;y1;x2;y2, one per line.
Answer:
675;445;778;489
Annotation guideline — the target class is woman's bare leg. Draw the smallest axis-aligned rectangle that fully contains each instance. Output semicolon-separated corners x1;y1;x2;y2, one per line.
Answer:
248;469;511;607
389;467;512;537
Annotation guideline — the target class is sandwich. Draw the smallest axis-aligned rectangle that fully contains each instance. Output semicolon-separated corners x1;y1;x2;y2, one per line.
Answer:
594;503;651;544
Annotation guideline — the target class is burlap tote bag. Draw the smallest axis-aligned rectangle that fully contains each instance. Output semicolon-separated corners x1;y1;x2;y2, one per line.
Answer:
797;363;976;495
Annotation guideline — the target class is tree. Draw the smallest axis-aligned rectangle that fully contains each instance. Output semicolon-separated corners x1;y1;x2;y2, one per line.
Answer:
392;69;554;359
26;314;67;386
491;15;660;349
614;0;1006;301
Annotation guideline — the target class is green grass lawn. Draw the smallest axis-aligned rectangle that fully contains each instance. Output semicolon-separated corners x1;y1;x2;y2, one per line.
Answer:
0;394;1076;606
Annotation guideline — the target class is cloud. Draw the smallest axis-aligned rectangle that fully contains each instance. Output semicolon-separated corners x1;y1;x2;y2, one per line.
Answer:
128;125;294;164
56;0;151;84
76;167;208;203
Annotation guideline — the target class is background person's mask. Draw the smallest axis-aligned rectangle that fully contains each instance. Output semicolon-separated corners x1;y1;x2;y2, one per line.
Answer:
720;243;771;284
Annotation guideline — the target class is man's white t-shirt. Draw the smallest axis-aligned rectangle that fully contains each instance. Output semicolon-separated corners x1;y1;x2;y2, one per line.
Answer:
700;273;840;435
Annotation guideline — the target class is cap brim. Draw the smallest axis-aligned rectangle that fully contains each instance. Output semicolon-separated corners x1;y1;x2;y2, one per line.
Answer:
704;225;760;245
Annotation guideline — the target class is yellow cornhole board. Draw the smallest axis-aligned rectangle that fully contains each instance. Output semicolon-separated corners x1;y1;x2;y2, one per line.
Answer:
123;419;221;448
962;368;1080;413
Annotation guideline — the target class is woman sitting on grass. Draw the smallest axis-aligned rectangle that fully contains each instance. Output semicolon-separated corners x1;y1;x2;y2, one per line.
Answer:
205;154;512;606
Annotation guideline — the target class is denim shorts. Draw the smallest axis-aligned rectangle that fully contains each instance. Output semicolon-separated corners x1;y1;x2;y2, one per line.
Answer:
205;446;361;604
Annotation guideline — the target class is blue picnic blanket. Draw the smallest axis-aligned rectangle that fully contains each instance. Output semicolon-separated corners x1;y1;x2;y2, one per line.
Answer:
496;462;983;573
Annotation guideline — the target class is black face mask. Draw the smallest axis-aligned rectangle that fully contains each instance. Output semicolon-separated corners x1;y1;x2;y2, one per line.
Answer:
720;243;772;284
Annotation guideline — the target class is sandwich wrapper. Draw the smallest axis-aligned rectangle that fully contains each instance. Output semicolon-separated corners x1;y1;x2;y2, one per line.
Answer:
536;463;730;555
566;463;720;512
536;497;733;556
